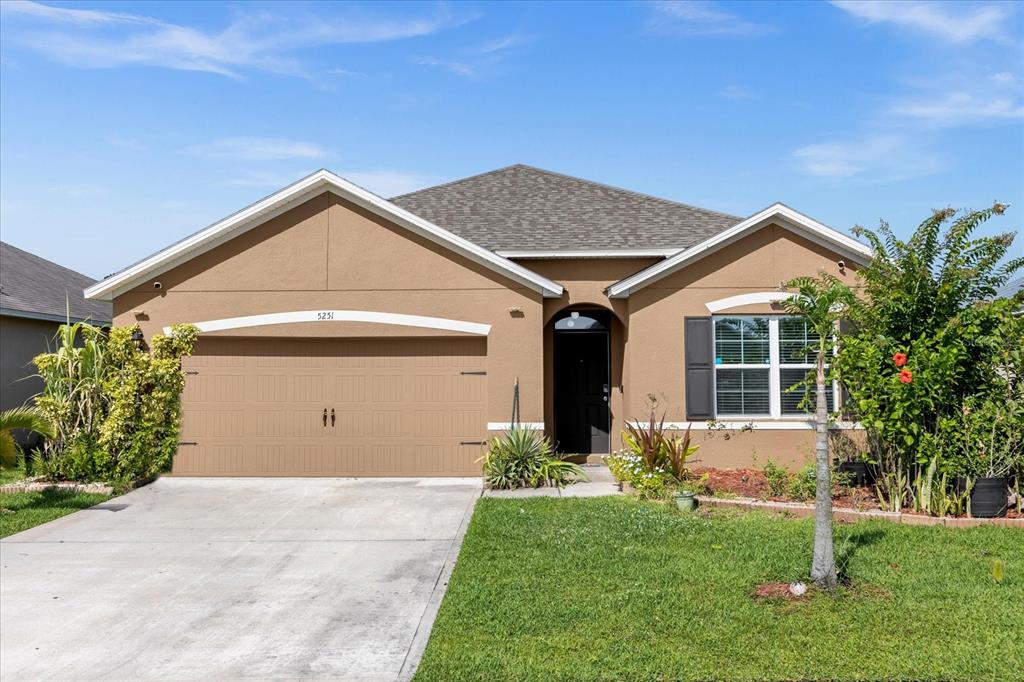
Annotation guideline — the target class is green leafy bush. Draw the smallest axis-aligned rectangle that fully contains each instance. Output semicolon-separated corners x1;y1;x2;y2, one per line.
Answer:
607;412;700;500
836;204;1024;510
762;460;790;498
33;323;198;488
479;427;584;489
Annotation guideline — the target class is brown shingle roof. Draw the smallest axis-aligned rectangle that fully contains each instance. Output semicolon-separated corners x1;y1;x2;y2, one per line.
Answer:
0;241;111;323
391;164;740;251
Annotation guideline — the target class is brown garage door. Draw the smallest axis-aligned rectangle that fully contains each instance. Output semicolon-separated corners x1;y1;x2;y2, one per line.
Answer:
174;337;487;476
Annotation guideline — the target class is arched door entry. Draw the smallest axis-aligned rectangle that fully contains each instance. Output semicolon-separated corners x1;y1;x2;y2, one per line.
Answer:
553;310;611;454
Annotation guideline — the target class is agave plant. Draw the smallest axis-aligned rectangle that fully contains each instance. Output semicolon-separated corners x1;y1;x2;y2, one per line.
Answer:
0;407;55;469
478;427;585;489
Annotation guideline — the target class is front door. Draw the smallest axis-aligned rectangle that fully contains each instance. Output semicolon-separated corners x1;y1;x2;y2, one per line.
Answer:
554;311;610;454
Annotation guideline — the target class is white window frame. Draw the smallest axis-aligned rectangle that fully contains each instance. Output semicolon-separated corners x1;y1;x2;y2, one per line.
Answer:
712;315;839;420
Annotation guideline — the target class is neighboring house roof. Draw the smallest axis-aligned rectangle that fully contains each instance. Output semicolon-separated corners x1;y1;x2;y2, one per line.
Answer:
84;170;565;301
391;164;741;251
0;241;111;324
607;203;873;298
997;276;1024;313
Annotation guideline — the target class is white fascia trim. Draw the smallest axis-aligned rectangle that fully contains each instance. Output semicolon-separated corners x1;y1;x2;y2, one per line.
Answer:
625;420;863;431
163;310;491;336
487;422;545;430
607;203;873;298
705;291;793;313
496;248;680;259
85;170;563;301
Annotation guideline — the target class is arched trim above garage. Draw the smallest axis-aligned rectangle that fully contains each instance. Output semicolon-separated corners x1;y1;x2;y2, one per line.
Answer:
164;310;492;336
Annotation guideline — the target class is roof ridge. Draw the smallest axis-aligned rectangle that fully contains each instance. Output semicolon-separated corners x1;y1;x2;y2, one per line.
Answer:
389;164;528;201
392;164;742;222
512;165;743;221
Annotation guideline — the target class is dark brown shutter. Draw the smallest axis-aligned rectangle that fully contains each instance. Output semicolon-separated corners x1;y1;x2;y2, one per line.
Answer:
684;317;714;420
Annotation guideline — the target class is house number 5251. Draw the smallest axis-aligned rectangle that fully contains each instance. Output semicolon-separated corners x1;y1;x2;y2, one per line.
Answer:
316;311;334;320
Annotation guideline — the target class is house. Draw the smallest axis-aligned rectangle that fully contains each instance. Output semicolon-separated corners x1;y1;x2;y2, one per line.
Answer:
996;276;1023;315
1;241;112;416
84;165;871;476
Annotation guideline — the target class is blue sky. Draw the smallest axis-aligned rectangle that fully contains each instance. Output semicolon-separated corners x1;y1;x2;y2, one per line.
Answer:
1;0;1022;279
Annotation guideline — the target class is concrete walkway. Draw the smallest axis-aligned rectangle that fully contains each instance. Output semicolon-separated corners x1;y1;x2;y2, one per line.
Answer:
482;463;622;498
0;477;481;681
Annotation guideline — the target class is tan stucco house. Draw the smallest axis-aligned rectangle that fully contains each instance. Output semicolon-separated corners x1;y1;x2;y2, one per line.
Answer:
84;165;870;477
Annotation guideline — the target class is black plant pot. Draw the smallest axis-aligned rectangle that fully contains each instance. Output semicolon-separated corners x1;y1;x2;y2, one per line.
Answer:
837;461;871;487
970;477;1008;518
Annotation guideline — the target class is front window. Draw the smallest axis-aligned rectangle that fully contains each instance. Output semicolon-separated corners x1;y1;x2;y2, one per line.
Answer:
713;316;836;418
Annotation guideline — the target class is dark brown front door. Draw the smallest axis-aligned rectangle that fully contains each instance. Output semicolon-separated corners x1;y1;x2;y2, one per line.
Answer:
554;311;610;454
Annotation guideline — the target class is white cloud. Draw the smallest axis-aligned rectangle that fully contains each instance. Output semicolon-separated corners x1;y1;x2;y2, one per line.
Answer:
891;91;1024;126
341;170;442;197
830;1;1012;44
187;137;328;161
0;1;468;78
792;134;943;180
479;33;528;54
648;1;774;36
415;56;476;78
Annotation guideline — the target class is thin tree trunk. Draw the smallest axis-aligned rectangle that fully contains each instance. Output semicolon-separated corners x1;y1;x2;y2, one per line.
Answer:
810;351;837;589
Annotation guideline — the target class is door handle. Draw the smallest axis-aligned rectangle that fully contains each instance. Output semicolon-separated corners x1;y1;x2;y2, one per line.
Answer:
322;408;328;427
331;408;336;427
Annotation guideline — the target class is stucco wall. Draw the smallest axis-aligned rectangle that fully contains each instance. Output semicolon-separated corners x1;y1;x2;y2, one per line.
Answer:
0;315;55;412
624;224;859;466
111;191;546;427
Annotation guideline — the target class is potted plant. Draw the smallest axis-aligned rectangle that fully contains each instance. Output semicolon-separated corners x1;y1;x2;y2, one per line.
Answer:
955;398;1022;518
671;489;697;511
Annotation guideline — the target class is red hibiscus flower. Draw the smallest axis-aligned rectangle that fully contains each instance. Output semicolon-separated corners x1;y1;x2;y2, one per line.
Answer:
892;352;907;367
899;369;913;384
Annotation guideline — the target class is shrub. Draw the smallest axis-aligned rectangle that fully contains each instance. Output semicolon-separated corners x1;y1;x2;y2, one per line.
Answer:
33;323;197;488
479;428;583;489
762;460;790;498
607;412;700;499
837;204;1024;509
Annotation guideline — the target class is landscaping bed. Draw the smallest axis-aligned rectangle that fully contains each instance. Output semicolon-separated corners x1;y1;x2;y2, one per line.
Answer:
693;466;1022;519
414;497;1024;681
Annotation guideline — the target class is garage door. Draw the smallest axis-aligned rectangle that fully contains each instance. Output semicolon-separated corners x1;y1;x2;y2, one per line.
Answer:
174;337;487;476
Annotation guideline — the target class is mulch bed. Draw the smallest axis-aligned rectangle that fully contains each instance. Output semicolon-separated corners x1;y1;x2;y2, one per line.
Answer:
691;467;1022;519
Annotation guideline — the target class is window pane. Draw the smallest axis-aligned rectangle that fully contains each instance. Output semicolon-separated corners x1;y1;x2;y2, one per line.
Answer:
779;317;824;364
715;317;769;365
716;368;770;415
781;368;835;414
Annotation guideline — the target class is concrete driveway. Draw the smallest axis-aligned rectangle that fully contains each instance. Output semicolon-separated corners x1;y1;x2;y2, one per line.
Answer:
0;477;481;681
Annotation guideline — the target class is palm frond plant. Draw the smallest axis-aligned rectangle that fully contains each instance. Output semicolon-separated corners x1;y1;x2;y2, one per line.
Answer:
0;407;55;469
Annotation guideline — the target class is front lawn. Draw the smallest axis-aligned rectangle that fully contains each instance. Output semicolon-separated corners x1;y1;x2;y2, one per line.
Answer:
415;498;1023;681
0;489;112;538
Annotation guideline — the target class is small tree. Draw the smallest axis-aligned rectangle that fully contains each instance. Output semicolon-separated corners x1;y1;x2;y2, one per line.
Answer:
784;274;855;590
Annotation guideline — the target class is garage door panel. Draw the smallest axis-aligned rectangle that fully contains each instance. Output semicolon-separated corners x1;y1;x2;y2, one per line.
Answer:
175;337;486;476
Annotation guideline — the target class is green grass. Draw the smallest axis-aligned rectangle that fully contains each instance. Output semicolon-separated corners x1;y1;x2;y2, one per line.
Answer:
0;489;111;538
0;465;29;486
415;498;1024;681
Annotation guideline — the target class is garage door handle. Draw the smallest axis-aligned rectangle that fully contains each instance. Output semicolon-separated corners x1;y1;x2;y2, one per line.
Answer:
460;440;485;445
322;409;328;427
330;408;336;427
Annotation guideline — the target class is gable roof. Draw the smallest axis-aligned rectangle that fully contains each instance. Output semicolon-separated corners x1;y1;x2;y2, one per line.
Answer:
390;164;741;251
1;241;112;323
607;203;873;298
84;170;564;301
